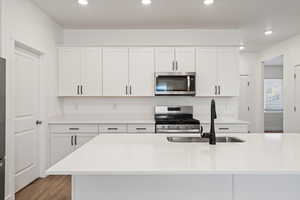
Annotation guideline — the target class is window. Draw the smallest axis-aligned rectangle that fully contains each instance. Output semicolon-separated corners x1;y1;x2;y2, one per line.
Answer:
264;79;283;111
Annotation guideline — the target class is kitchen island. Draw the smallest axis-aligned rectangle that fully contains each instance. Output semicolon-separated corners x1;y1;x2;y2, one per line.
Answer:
47;133;300;200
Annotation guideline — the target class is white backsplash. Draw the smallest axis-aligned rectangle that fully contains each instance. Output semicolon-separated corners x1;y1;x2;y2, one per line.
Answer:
61;97;239;121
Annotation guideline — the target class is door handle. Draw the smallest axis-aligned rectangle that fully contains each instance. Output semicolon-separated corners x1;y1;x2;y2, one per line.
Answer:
218;85;221;95
36;120;42;125
126;85;128;95
130;85;132;95
176;61;178;71
108;128;118;130
75;136;77;146
215;86;217;95
77;85;79;95
81;85;83;95
71;136;74;146
172;61;175;71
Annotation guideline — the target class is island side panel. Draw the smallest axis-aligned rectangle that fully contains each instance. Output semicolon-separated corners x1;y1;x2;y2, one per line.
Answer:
73;175;233;200
234;175;300;200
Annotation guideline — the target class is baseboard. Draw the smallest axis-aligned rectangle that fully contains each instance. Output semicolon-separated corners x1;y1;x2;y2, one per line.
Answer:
5;194;14;200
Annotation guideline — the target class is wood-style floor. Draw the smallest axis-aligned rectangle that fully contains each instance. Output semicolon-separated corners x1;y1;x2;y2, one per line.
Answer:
16;176;71;200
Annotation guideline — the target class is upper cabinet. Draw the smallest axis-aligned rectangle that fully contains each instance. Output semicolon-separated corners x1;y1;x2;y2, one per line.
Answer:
196;47;239;97
102;48;129;96
129;48;155;96
155;47;195;72
102;48;155;97
59;47;102;96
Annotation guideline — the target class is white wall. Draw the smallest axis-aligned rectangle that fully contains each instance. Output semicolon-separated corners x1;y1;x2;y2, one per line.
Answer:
260;34;300;133
62;97;239;122
63;29;242;46
1;0;63;199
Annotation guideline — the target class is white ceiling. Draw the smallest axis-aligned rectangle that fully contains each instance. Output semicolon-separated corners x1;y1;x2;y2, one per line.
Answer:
30;0;300;51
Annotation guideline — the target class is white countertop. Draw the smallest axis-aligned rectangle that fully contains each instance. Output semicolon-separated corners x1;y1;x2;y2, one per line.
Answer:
47;133;300;175
48;114;156;124
48;115;248;125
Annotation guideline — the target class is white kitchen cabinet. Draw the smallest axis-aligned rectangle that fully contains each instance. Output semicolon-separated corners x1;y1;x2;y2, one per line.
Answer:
175;48;196;72
196;48;217;96
202;124;249;134
196;47;239;97
103;48;129;96
155;47;195;72
76;134;98;148
50;125;99;165
59;48;82;96
51;134;75;165
217;48;239;96
59;47;102;96
129;48;155;96
82;48;102;96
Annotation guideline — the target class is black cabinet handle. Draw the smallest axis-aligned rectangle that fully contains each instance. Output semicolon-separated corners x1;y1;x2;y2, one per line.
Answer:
136;128;147;130
108;128;118;130
69;128;79;131
71;136;74;146
81;85;83;95
75;136;77;146
77;85;79;95
219;128;229;130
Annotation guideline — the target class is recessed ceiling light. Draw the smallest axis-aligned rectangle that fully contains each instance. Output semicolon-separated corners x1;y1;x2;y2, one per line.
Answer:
265;30;273;36
141;0;152;5
239;46;245;51
78;0;88;6
203;0;214;6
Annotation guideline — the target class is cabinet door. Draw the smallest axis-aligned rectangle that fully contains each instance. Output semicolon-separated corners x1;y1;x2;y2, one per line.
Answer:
59;48;82;96
155;47;175;72
129;48;155;96
294;67;300;133
196;48;218;96
82;48;102;96
51;134;75;165
103;48;129;96
175;48;196;72
75;134;98;149
217;48;239;96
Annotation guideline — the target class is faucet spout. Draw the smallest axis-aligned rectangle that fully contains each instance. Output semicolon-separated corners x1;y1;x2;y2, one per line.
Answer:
209;99;217;145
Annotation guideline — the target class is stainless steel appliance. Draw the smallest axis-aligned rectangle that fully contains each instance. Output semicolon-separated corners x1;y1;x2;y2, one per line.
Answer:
0;58;5;200
155;72;196;96
155;106;200;133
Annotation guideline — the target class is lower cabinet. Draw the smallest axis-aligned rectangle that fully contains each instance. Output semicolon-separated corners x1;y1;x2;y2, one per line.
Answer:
202;124;249;134
51;133;98;165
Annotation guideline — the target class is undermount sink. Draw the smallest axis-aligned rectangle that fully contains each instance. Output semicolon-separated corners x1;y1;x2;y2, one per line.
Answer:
167;136;245;143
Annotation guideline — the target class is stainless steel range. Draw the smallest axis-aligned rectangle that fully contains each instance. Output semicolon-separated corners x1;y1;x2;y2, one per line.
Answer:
155;106;201;134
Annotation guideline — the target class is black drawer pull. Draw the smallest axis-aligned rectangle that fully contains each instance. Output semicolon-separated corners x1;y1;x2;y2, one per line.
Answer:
69;128;79;131
108;128;118;130
136;128;147;130
219;128;230;130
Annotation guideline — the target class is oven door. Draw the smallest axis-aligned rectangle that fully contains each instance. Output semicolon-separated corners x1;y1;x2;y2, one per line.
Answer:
155;72;195;96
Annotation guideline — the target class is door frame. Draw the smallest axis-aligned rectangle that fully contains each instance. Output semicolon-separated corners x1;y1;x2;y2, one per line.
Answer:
6;38;47;195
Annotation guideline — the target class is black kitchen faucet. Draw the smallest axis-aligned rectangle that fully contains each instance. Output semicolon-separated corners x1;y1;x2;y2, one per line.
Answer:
209;99;217;145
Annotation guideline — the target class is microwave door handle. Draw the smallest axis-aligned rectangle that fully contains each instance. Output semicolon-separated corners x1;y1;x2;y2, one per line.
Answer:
187;76;191;91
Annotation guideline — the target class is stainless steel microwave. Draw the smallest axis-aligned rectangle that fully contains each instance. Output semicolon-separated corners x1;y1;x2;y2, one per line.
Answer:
155;72;196;96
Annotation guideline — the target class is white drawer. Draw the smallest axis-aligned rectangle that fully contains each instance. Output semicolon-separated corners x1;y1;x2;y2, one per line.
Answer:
201;124;248;133
128;124;155;133
100;124;128;133
50;125;99;133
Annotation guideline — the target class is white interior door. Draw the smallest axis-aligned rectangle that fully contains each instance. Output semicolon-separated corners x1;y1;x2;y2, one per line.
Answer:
196;48;217;96
14;48;40;192
129;48;155;96
82;48;102;96
103;48;129;96
155;48;175;72
295;67;300;132
217;48;239;96
175;48;196;72
239;75;252;132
